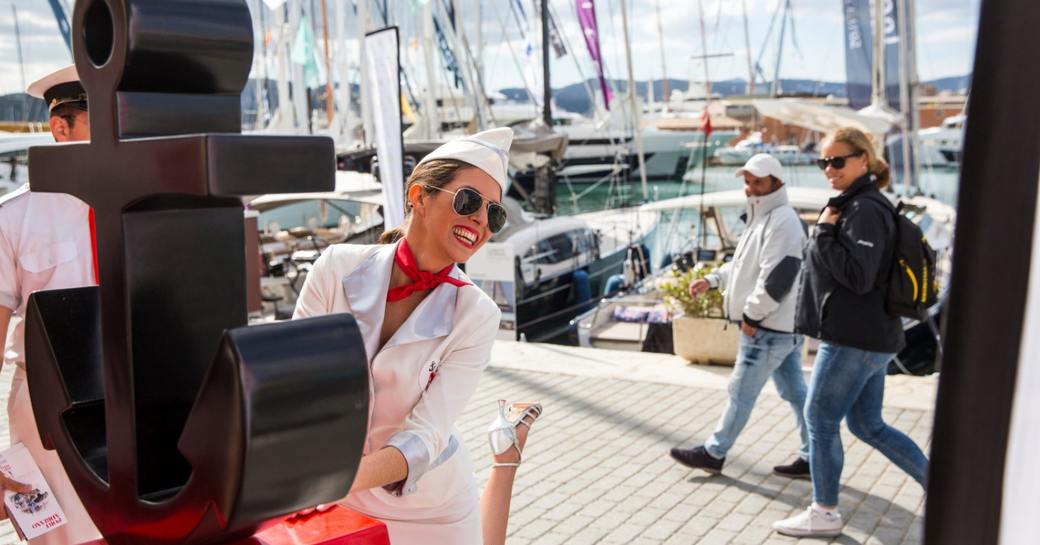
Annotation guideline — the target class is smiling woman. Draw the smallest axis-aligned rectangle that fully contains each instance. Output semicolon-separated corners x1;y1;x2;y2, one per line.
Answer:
291;128;524;545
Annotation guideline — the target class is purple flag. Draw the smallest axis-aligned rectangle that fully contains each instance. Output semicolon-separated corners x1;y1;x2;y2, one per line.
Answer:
576;0;612;110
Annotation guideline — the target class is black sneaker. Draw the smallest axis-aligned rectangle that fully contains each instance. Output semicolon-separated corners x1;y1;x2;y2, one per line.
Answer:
773;457;811;480
670;445;724;475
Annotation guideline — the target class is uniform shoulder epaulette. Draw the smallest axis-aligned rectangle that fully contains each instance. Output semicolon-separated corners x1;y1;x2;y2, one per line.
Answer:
0;184;30;209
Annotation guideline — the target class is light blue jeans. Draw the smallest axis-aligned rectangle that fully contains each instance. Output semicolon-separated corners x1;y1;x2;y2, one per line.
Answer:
705;330;809;461
805;341;929;506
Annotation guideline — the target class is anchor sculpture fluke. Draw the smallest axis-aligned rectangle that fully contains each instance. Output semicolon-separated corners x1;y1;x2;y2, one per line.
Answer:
24;1;369;543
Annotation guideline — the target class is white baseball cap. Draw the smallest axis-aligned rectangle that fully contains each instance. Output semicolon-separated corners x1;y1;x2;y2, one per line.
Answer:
417;127;514;194
736;153;784;182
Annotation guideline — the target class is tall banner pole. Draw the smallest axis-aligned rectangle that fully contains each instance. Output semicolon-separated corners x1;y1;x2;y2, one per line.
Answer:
364;27;406;230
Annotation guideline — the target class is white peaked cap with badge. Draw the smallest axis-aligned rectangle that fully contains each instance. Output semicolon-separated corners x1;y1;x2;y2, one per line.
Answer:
736;153;785;182
417;127;514;194
26;65;86;111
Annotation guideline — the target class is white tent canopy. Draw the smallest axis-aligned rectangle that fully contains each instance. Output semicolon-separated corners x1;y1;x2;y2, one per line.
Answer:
752;98;897;138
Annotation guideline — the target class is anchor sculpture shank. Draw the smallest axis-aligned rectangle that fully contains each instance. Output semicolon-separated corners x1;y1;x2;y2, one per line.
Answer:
24;1;369;543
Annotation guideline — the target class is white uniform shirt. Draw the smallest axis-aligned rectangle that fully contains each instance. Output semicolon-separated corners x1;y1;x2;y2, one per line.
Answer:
293;242;500;531
0;185;96;368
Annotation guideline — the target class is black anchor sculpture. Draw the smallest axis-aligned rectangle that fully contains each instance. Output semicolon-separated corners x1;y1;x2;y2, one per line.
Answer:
23;1;369;543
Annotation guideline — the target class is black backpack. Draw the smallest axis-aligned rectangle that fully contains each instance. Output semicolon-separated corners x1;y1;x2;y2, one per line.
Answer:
875;199;940;320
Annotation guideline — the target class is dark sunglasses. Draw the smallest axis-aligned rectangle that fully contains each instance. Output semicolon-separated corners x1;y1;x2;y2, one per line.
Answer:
422;184;508;234
816;152;864;170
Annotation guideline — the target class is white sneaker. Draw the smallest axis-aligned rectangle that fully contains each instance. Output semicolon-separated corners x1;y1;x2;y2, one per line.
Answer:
773;505;843;537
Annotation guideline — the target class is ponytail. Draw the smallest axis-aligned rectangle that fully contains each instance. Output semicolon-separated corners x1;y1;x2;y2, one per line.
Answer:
379;226;405;244
869;157;891;189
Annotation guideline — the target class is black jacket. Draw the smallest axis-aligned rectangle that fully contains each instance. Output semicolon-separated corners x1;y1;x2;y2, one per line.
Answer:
795;175;906;353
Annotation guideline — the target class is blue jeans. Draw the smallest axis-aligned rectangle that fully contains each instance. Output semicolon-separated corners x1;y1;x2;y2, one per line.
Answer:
705;330;809;460
805;342;929;506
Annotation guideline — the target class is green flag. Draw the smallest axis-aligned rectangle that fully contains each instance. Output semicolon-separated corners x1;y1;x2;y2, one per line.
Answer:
291;16;324;88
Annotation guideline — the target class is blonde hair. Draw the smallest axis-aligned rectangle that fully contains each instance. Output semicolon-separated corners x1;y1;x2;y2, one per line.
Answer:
377;159;471;244
824;127;891;189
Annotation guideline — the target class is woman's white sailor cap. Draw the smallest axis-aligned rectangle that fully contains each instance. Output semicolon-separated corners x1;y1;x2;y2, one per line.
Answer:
417;127;514;193
26;65;87;112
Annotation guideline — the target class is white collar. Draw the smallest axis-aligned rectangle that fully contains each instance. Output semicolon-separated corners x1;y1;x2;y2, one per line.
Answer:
341;241;461;358
746;185;789;223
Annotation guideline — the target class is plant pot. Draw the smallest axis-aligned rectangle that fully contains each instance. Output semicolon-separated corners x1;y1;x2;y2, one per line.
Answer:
671;315;741;365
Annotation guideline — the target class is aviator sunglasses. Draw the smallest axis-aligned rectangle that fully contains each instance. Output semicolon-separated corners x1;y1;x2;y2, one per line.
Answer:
421;184;508;234
816;151;864;170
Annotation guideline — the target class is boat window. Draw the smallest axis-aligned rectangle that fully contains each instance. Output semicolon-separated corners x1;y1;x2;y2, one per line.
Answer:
258;199;364;232
524;239;556;264
546;233;577;263
571;230;592;254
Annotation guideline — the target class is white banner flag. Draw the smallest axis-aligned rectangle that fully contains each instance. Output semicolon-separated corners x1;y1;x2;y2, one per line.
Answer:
363;27;405;230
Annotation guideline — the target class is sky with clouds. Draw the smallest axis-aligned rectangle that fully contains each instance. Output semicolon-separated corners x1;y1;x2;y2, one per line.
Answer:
0;0;980;97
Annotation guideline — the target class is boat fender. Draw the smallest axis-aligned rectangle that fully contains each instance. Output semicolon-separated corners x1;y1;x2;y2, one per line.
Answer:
573;270;592;312
604;274;625;296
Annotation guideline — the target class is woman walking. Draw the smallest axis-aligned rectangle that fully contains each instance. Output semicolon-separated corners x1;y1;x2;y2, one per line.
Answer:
773;127;929;537
294;128;539;544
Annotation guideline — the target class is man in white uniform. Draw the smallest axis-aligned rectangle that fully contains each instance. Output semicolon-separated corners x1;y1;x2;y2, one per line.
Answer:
0;65;102;543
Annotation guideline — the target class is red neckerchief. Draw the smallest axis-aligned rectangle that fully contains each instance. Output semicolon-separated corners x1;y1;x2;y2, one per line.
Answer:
386;239;469;302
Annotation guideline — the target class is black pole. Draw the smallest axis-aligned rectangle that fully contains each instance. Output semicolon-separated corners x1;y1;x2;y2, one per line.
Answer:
924;0;1040;543
541;0;552;126
698;133;709;248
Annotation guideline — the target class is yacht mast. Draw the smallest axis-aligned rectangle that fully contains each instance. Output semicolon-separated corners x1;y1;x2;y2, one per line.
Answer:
358;0;374;145
770;0;789;97
13;5;27;121
898;0;922;192
320;0;334;127
421;0;439;139
619;0;649;202
475;0;483;91
871;0;887;106
742;0;755;95
655;0;670;111
290;2;309;132
697;0;712;100
333;0;354;143
541;0;552;126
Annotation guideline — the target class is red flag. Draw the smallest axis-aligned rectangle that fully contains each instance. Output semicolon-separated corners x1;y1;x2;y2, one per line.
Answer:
700;109;713;136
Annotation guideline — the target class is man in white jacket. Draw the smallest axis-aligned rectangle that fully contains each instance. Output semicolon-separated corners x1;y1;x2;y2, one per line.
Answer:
670;153;811;479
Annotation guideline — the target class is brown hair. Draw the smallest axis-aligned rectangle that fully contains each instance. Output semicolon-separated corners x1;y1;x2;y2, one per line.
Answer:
377;159;471;243
51;102;85;129
824;127;891;189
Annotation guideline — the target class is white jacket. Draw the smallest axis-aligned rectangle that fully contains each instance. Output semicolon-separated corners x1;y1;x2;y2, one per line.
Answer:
706;186;806;333
293;241;500;544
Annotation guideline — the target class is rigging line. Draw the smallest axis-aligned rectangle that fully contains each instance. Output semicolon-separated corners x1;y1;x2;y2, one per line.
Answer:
547;0;621;148
711;0;723;36
492;0;539;105
454;21;499;128
788;3;803;60
430;7;467;132
754;0;785;74
509;0;529;42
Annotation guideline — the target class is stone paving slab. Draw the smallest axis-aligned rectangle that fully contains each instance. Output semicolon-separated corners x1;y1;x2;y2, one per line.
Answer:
0;327;934;545
462;341;934;545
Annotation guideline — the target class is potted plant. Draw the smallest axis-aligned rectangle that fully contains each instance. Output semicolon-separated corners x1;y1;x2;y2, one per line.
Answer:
659;264;740;365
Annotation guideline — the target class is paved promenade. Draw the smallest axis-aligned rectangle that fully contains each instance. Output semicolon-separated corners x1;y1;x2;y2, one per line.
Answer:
463;342;933;545
0;331;934;544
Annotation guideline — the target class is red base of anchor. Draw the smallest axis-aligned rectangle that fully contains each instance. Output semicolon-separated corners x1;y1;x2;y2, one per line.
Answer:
247;506;389;545
77;506;390;545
